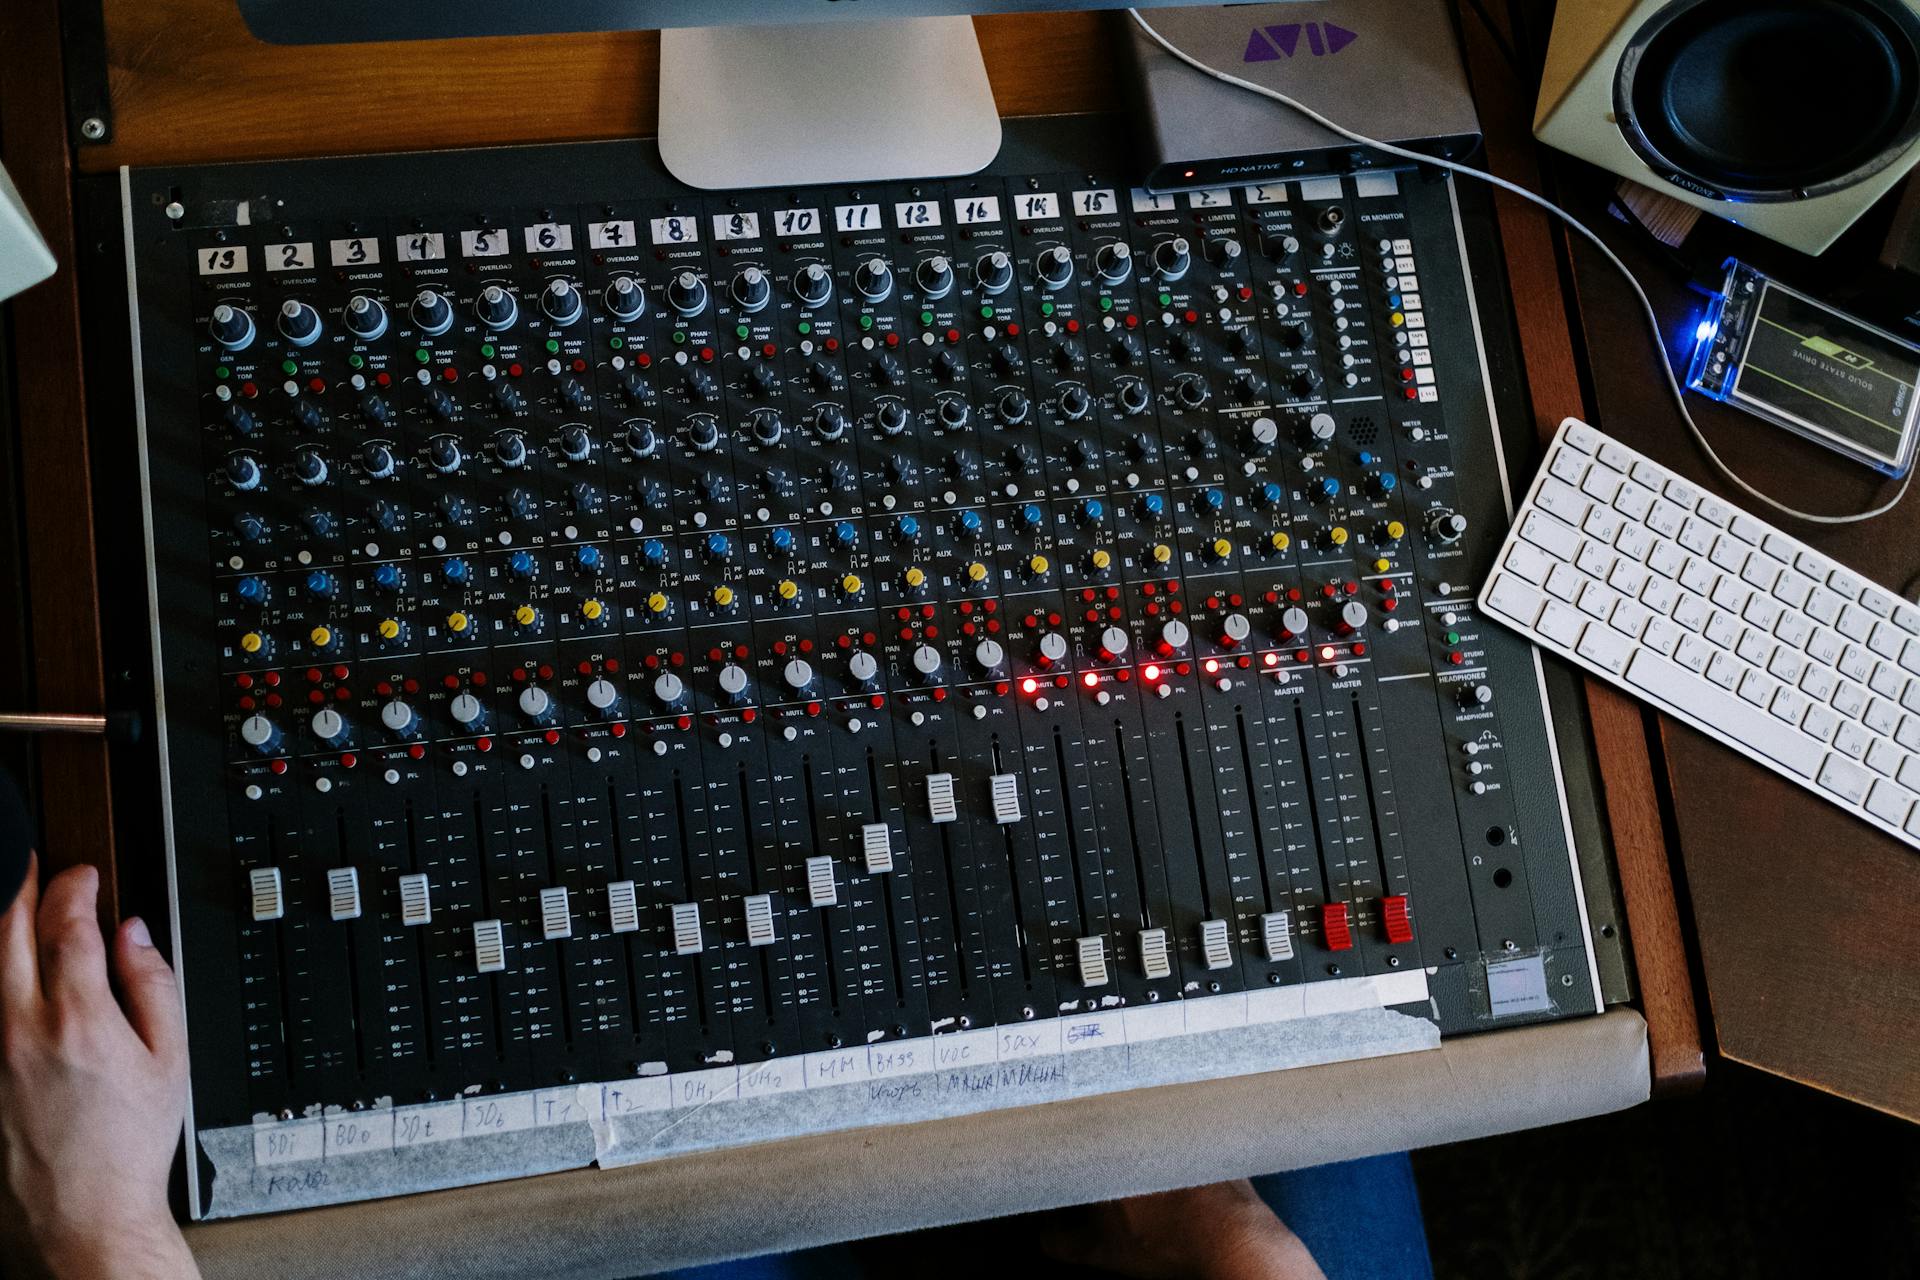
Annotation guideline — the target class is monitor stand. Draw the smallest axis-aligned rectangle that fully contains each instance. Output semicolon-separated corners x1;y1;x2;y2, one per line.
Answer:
657;16;1003;191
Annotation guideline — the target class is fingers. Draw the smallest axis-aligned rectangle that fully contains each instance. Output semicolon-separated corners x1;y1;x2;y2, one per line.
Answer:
35;863;112;1011
0;850;41;1013
114;916;187;1068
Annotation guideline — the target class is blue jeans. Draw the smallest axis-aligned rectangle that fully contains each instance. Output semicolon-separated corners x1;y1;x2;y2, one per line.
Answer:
655;1152;1433;1280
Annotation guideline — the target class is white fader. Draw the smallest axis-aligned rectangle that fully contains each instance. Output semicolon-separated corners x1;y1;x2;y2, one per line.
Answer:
1484;418;1920;853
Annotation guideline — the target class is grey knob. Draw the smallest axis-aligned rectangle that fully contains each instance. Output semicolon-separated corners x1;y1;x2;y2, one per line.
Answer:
1306;412;1337;444
586;678;620;712
278;300;323;347
730;266;772;313
911;644;943;680
1036;631;1069;666
449;692;486;729
793;262;834;309
847;650;879;686
1094;242;1133;284
653;672;686;706
541;279;585;326
410;289;454;336
1157;620;1191;653
1219;613;1252;645
209;303;256;351
667;270;709;317
239;713;279;752
854;257;894;302
915;255;954;299
783;659;815;692
343;294;388;341
717;663;751;701
1280;607;1311;638
517;686;552;719
1036;245;1074;290
1339;601;1368;634
310;707;348;746
974;251;1013;295
380;700;420;734
1153;237;1191;280
475;284;519;330
604;275;646;322
1098;626;1130;660
1246;416;1280;454
973;639;1005;673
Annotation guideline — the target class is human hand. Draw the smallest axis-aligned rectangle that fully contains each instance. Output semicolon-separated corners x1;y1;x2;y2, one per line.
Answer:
1040;1179;1326;1280
0;855;200;1279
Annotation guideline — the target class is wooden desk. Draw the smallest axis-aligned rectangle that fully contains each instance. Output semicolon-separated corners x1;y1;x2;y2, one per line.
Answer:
5;0;1698;1090
1552;168;1920;1122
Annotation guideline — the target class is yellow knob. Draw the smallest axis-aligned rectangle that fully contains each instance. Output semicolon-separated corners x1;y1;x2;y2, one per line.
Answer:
1269;531;1292;554
1089;548;1112;572
1328;525;1349;547
308;625;333;649
513;604;538;627
711;586;734;608
840;573;863;596
1384;519;1406;541
646;591;670;615
966;561;989;583
776;578;799;601
1209;537;1233;560
581;598;605;621
1389;310;1405;327
1151;543;1173;565
377;618;402;640
903;566;926;589
446;611;470;633
1027;554;1050;577
239;631;264;654
1373;558;1392;574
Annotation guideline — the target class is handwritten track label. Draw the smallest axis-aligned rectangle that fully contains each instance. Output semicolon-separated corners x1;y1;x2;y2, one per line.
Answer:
197;246;248;276
252;1120;322;1166
393;1100;464;1148
589;220;636;249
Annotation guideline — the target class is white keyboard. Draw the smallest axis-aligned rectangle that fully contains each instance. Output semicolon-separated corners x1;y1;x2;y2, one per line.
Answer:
1481;417;1920;852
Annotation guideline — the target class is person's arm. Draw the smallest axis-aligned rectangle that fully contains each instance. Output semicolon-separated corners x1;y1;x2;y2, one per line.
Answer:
1040;1180;1327;1280
0;855;200;1280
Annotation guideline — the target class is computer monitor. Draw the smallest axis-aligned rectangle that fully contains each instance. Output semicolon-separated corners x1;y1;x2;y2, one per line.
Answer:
233;0;1235;188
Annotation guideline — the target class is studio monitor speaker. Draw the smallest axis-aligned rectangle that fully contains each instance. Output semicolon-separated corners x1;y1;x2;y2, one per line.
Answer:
1535;0;1920;253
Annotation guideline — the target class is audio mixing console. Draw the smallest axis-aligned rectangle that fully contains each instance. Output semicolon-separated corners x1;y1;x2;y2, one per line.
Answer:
118;119;1605;1216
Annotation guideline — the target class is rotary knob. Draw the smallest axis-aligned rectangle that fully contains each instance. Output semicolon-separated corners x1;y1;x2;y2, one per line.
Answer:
1298;412;1338;447
1336;601;1368;636
687;416;723;453
1097;626;1130;662
1458;682;1494;709
812;404;849;442
225;453;262;492
239;713;282;755
1278;606;1310;640
1034;631;1069;669
359;441;396;479
276;299;322;347
717;663;751;704
910;643;944;683
554;424;590;462
310;706;350;748
1245;416;1280;455
782;659;815;693
1117;378;1151;416
1427;509;1468;543
475;284;519;330
847;650;880;689
625;420;658;458
1152;237;1192;280
998;391;1031;426
1207;236;1243;267
449;691;488;733
380;700;421;738
652;672;686;708
666;270;709;316
792;262;834;309
937;398;970;431
877;401;910;436
428;435;462;474
494;430;529;468
1035;245;1074;290
747;408;783;447
915;255;955;299
729;266;772;313
974;250;1014;295
343;294;388;341
1155;619;1191;655
208;303;256;351
853;257;893;302
540;279;585;326
971;639;1006;675
1094;241;1133;284
604;275;646;322
1174;374;1209;408
585;677;621;718
1218;613;1252;648
516;686;554;722
410;289;454;336
292;448;328;486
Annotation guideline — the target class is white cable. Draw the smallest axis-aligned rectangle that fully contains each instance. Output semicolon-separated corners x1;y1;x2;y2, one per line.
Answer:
1126;8;1911;526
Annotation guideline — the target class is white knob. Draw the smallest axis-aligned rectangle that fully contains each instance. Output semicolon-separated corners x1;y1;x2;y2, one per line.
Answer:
311;707;347;744
973;639;1005;671
718;664;750;697
1220;613;1251;644
518;687;551;718
783;659;814;691
239;714;276;748
379;700;416;732
847;651;879;684
1036;632;1069;665
1159;620;1190;651
1281;607;1310;637
450;692;484;727
1099;626;1129;659
911;644;943;677
653;672;685;704
586;678;619;710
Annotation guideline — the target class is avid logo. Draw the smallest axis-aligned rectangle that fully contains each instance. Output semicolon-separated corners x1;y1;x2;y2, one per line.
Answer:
1243;21;1358;62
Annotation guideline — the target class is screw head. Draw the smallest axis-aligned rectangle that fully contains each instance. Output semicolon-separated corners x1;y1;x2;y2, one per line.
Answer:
80;117;107;141
164;200;185;220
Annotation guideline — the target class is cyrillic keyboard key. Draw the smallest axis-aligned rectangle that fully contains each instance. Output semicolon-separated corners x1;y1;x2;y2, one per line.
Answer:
1624;650;1821;778
1817;754;1870;805
1483;573;1545;627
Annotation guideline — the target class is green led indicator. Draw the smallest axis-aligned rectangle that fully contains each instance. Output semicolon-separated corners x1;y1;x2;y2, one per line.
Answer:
979;305;994;320
214;365;231;379
1157;292;1172;307
671;329;687;345
919;310;934;326
1098;296;1114;312
481;344;496;359
609;336;624;350
735;324;750;340
280;359;298;376
544;338;560;354
1039;301;1055;317
796;321;812;336
346;353;364;370
1444;631;1460;645
414;348;431;364
858;315;874;331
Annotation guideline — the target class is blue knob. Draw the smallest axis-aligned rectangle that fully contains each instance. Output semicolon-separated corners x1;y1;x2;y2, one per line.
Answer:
371;563;402;592
958;509;984;537
705;533;732;561
1201;488;1225;513
508;550;537;577
642;538;667;567
443;557;470;584
304;570;337;599
1312;476;1341;501
1370;471;1398;497
1358;450;1375;466
1079;498;1105;524
1020;503;1044;529
770;526;795;553
1139;493;1166;521
1388;293;1403;308
1259;481;1284;508
895;514;920;541
575;544;603;572
833;520;858;549
236;575;267;604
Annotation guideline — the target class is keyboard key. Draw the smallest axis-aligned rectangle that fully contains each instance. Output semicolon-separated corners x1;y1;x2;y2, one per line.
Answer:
1484;574;1545;627
1829;568;1864;601
1582;505;1625;544
1664;477;1701;509
1615;522;1654;562
1608;559;1649;598
1563;420;1600;452
1794;549;1833;582
1709;577;1751;615
1646;500;1686;539
1739;556;1780;593
1806;628;1844;666
1736;667;1775;708
1544;562;1582;603
1611;601;1653;640
1704;610;1740;649
1766;648;1806;686
1641;575;1679;616
1773;611;1812;650
1535;477;1591;526
1900;750;1920;789
1741;594;1783;632
1677;518;1715;556
1730;514;1767;545
1761;533;1796;564
1818;754;1870;805
1902;637;1920;677
1577;580;1620;621
1698;496;1734;528
1708;535;1748;576
1865;697;1899;736
1865;779;1915;827
1705;650;1741;690
1802;663;1838;702
1520;511;1581;560
1902;681;1920;716
1576;540;1616;581
1674;634;1712;673
1770;687;1808;726
1870;662;1907;701
1580;465;1624;506
1734;628;1773;667
1866;736;1901;777
1861;587;1897;618
1576;623;1632;674
1833;681;1868;719
1895;604;1920;635
1624;650;1820;778
1678;557;1716;596
1771;571;1814;610
1836;603;1875;643
1598;441;1634;471
1504;541;1553;585
1835;720;1872;760
1805;588;1842;625
1547;447;1589;486
1804;704;1839;743
1644;618;1681;656
1536;601;1584;648
1630;460;1666;490
1839;645;1874;684
1614;482;1655;522
1871;620;1909;660
1648;541;1686;578
1672;593;1710;632
1903;716;1920;753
